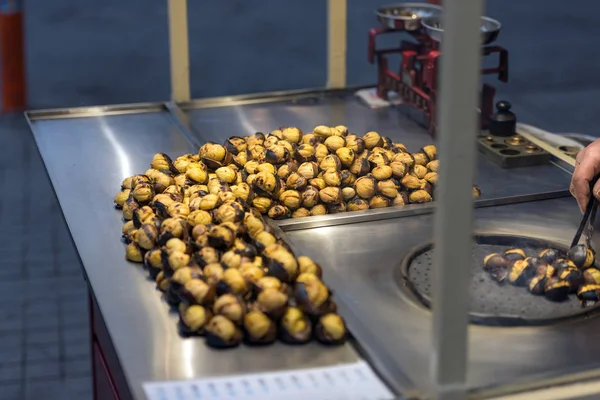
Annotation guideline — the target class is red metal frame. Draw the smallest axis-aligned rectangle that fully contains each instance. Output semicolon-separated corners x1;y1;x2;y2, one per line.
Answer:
368;27;509;137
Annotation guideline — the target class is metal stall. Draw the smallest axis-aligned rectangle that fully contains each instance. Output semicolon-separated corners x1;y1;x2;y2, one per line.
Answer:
24;0;600;399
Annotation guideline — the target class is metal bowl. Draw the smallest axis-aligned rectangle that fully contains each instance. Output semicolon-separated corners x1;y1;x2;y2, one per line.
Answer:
422;15;502;45
376;3;443;31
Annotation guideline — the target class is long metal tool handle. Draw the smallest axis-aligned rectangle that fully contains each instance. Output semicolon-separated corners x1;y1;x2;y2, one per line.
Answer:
430;0;484;399
571;174;600;248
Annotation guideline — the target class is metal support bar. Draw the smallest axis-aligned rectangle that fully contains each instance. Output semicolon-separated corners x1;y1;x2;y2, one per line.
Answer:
326;0;347;88
430;0;484;399
167;0;191;102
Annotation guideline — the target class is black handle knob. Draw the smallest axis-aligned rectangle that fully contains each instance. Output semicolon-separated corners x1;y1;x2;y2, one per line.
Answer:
496;101;512;112
489;100;516;137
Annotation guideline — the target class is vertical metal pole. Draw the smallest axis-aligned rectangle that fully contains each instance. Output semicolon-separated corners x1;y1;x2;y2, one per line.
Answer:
167;0;191;102
326;0;347;89
430;0;483;399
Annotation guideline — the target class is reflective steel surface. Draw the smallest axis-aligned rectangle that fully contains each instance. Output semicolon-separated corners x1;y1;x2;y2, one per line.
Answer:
286;197;600;398
27;109;361;400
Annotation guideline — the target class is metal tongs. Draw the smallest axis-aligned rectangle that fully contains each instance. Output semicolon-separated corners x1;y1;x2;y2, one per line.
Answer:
571;175;600;249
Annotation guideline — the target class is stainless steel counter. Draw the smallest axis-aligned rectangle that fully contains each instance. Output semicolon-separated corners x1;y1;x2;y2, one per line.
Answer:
285;197;600;398
26;105;361;400
26;89;589;400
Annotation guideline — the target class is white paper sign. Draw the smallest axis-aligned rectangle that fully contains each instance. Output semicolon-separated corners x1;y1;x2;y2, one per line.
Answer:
143;361;395;400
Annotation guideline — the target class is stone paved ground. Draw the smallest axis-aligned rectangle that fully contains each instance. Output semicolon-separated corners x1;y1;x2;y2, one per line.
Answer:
3;1;600;399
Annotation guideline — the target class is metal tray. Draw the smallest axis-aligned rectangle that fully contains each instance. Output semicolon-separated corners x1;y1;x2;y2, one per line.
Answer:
399;234;600;326
177;88;573;231
375;3;442;31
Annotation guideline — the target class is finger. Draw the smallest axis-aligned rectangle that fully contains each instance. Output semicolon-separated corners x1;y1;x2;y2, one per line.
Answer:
572;157;599;213
593;179;600;204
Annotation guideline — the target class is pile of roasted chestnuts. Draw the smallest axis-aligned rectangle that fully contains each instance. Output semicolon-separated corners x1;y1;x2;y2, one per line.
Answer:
114;155;349;348
483;244;600;305
116;125;480;222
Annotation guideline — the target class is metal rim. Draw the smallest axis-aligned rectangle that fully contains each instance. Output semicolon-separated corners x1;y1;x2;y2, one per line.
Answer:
397;233;600;327
375;3;442;21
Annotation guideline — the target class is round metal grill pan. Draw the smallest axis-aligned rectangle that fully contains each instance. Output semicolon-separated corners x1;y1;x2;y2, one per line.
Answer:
399;234;600;326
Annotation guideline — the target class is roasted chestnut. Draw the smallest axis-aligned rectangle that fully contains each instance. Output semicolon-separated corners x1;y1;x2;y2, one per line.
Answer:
568;244;595;269
144;248;165;279
584;268;600;285
268;205;291;220
319;187;343;205
336;147;355;167
412;152;429;166
347;197;369;211
315;313;348;345
216;200;244;224
400;175;422;190
372;165;393;181
323;168;342;187
203;263;225;285
216;268;249;298
539;248;561;265
528;275;547;295
264;245;299;283
251;196;273;214
297;162;320;180
327;202;347;214
125;242;143;262
205;315;243;348
483;253;509;272
297;256;323;278
243;310;277;345
577;284;600;306
280;307;312;344
252;171;280;198
409;190;432;204
345;135;366;154
363;131;383;149
503;248;526;262
179;304;212;336
324;136;346;153
544;277;570;302
536;263;556;279
355;175;376;199
194;247;221;268
508;259;536;286
553;258;577;270
255;288;288;320
369;195;390;209
254;231;277;252
180;278;216;305
295;279;335;317
348;156;371;177
213;294;246;325
207;224;236;249
558;267;584;293
291;207;310;218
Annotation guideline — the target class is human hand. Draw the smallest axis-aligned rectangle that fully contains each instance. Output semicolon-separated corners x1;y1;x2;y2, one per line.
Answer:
570;139;600;213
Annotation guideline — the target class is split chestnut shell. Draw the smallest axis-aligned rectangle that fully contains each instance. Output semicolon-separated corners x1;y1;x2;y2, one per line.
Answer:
568;244;595;269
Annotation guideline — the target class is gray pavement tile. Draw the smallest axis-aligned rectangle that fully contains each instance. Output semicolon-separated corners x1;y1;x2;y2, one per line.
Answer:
64;358;90;378
64;340;89;360
63;376;92;399
25;361;60;381
0;383;23;400
26;328;59;346
0;308;24;332
0;362;21;383
25;379;63;400
25;342;60;363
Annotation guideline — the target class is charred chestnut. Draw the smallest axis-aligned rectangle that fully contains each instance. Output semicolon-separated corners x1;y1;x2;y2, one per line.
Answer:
528;275;547;295
216;200;245;224
144;248;165;279
319;187;343;205
315;313;348;345
553;258;577;270
268;205;291;220
568;244;595;269
205;315;243;348
544;278;570;302
483;253;509;271
558;267;584;293
503;248;526;262
180;278;216;306
539;248;561;265
584;268;600;285
286;172;308;191
216;268;249;298
207;224;236;249
508;259;536;286
252;171;280;198
264;245;299;283
577;284;600;306
194;247;221;268
280;307;312;344
295;279;335;317
125;242;143;263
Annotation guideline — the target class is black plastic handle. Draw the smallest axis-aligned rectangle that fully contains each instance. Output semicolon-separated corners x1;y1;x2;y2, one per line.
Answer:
571;174;600;248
